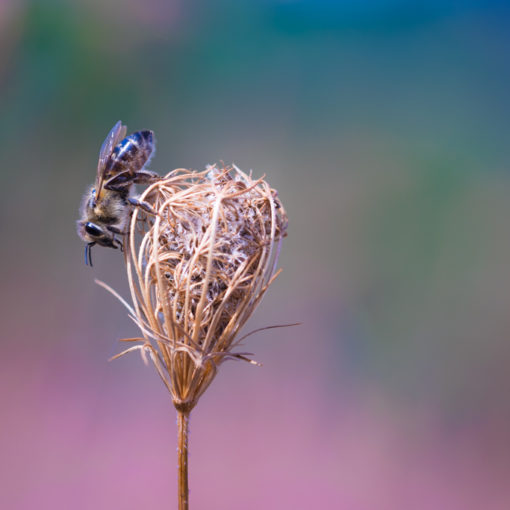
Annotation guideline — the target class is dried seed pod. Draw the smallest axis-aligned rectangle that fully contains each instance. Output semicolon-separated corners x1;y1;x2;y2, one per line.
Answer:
119;164;287;412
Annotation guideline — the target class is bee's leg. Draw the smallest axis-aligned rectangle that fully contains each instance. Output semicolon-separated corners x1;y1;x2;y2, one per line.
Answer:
128;196;158;215
104;171;132;191
106;229;126;251
134;170;160;184
107;225;128;235
104;184;127;193
113;237;124;252
85;242;96;267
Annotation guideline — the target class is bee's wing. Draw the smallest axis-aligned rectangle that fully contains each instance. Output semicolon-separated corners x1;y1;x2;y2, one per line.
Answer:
95;121;127;196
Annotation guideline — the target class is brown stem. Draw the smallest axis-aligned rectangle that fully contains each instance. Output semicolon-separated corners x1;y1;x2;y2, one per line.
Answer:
177;410;190;510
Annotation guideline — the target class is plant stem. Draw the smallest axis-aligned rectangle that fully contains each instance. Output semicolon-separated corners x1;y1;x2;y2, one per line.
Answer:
177;410;190;510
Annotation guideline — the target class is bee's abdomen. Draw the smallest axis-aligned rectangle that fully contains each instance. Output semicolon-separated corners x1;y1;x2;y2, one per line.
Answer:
106;130;154;178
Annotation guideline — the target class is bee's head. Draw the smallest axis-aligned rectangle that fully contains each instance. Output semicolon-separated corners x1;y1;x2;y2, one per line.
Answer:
77;221;123;266
77;220;118;247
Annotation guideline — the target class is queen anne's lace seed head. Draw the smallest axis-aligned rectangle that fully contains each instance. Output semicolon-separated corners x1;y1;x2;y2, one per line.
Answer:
118;164;287;412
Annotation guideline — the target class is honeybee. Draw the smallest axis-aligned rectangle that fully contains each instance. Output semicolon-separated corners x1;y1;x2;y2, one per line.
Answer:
77;121;159;266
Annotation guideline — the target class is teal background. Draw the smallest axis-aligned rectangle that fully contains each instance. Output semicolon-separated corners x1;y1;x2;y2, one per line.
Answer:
1;1;510;508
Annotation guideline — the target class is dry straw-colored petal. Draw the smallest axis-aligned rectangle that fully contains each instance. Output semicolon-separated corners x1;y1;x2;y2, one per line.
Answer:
111;164;287;411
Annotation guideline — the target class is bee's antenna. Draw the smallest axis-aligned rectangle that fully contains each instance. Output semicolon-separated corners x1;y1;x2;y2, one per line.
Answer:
85;242;95;267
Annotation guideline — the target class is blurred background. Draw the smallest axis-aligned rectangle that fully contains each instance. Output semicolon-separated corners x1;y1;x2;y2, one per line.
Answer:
1;1;510;508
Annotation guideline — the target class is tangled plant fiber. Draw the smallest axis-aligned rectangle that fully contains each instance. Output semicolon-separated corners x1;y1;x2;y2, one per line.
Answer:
98;164;288;509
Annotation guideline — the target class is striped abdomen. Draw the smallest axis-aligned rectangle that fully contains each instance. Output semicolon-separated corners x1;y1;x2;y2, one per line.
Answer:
104;130;154;182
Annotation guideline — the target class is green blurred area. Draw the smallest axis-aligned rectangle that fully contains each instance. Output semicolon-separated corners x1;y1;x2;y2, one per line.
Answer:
1;0;510;420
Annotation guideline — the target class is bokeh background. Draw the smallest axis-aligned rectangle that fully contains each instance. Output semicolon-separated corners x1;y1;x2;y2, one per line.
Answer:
1;1;510;508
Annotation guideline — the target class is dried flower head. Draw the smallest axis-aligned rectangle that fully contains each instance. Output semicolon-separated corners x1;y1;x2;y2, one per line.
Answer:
104;164;287;412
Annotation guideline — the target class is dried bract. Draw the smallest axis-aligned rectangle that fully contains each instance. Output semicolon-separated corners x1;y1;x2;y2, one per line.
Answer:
115;164;287;412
